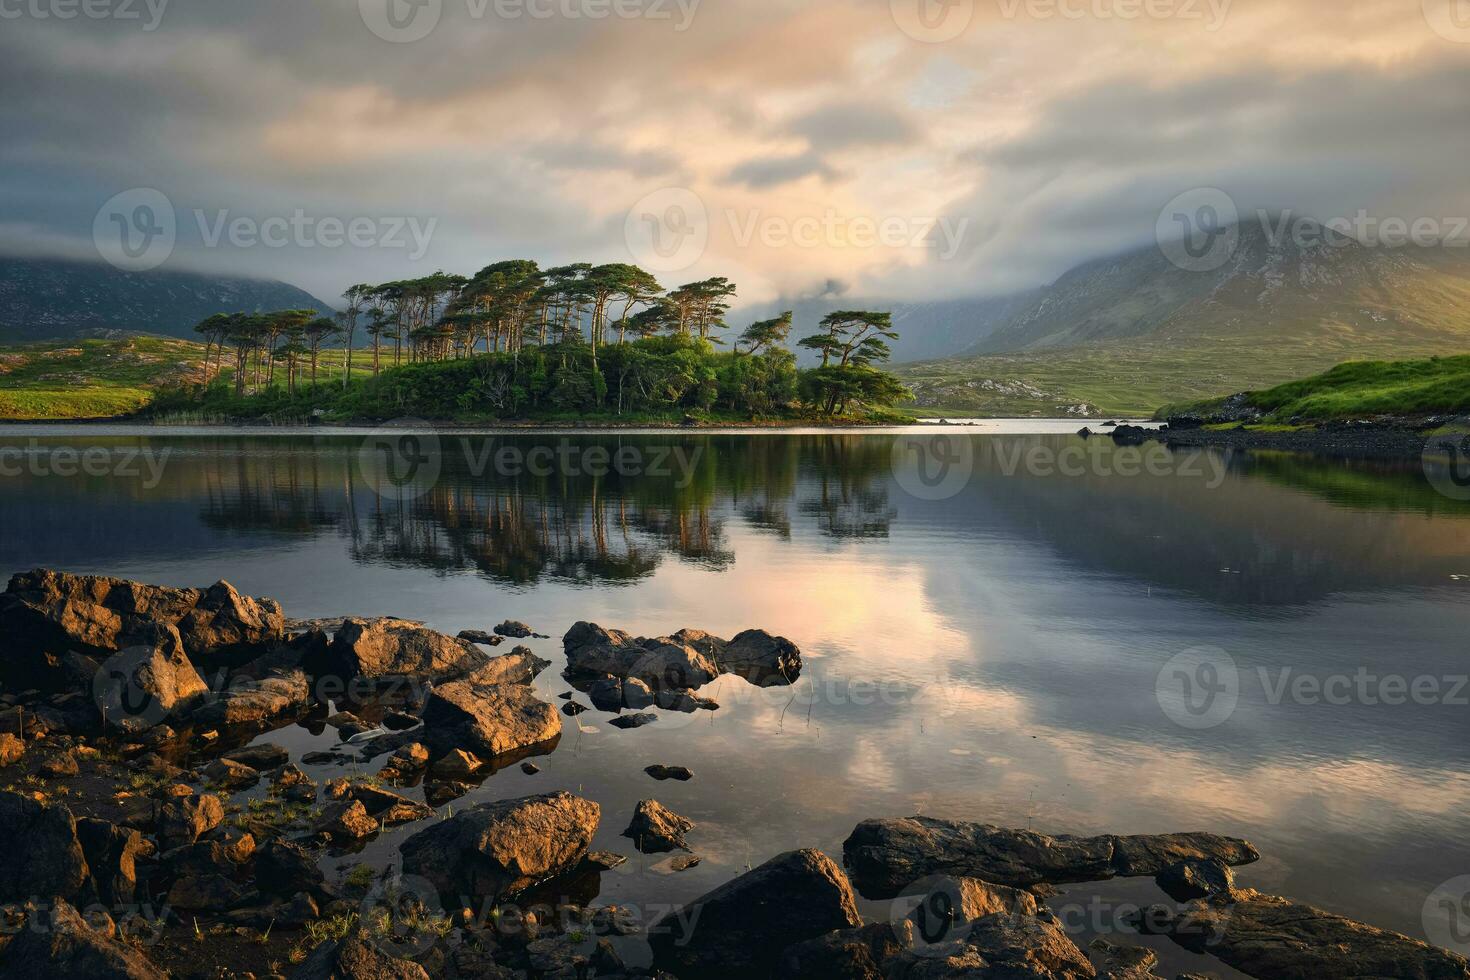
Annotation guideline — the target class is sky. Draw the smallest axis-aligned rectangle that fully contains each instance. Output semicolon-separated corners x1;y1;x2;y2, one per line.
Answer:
3;0;1470;306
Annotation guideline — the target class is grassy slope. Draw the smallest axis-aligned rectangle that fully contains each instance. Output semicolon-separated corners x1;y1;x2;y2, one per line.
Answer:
0;336;213;419
1157;354;1470;422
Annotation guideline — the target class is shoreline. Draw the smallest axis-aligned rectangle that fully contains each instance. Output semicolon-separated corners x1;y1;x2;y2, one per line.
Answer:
1141;416;1461;461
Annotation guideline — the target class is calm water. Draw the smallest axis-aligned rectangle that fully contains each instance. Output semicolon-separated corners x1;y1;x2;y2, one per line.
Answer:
2;424;1467;972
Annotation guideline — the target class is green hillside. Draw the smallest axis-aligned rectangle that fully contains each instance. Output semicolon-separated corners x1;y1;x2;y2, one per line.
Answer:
0;336;214;419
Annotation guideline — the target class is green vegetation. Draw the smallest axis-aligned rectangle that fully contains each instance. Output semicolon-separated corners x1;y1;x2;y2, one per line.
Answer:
0;335;213;419
160;262;911;423
1158;354;1470;423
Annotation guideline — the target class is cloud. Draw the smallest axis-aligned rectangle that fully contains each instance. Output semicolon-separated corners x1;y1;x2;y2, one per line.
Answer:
723;150;840;188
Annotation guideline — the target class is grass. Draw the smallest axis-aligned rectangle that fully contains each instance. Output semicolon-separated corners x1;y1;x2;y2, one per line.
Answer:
0;335;214;419
1158;354;1470;422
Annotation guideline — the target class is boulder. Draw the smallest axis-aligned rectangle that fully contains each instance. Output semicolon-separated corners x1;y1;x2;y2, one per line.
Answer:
89;622;209;734
609;712;657;730
319;800;379;839
192;669;312;729
223;741;290;770
157;792;224;850
0;897;166;979
623;799;694;853
494;620;537;638
0;731;23;766
1154;858;1234;902
256;839;327;897
649;848;863;978
1156;889;1470;979
328;617;492;683
563;621;802;692
1089;939;1167;980
291;935;431;980
719;628;803;685
900;875;1039;947
400;791;599;901
421;672;560;760
77;817;143;905
175;579;289;660
882;913;1094;979
778;922;914;980
167;873;247;909
457;629;503;647
0;791;88;902
841;816;1258;896
645;764;694;781
204;756;261;789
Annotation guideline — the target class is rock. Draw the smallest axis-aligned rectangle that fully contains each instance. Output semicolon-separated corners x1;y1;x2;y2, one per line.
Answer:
645;764;694;781
1156;889;1470;979
562;621;801;691
291;935;430;980
608;712;657;730
157;792;224;850
383;711;420;731
883;913;1094;979
192;669;312;729
622;677;656;709
379;801;434;826
585;851;627;871
424;781;471;806
562;700;589;717
341;782;428;817
778;922;914;980
587;678;623;711
899;875;1040;946
493;620;536;638
457;646;551;686
841;816;1259;897
0;731;23;766
40;750;80;777
670;854;702;871
400;791;599;901
223;741;290;770
0;897;166;979
719;628;803;685
457;629;504;646
655;688;718;712
1155;858;1235;902
591;938;624;975
162;840;243;879
319;800;379;839
167;873;247;909
0;791;88;902
77;817;143;905
1078;426;1092;437
1089;939;1167;979
256;839;326;897
521;762;540;775
421;671;561;760
329;617;492;683
649;848;863;978
623;799;694;853
430;747;484;779
90;622;210;733
390;742;430;768
1110;424;1152;446
204;756;261;789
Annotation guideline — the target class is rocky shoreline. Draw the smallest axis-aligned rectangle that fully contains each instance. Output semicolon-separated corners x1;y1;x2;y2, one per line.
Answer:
0;568;1464;979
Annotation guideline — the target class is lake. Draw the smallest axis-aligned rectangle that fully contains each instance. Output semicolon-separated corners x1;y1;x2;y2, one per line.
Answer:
1;423;1466;974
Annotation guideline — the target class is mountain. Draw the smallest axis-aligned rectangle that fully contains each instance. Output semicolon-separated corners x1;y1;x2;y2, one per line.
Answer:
891;218;1470;417
0;256;337;342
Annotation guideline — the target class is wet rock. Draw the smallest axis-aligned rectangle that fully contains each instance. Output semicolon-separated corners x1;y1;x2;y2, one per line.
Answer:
291;934;430;980
649;848;863;978
77;817;143;906
655;688;718;712
1089;939;1167;979
719;628;804;685
608;712;656;730
90;622;210;733
378;742;429;782
379;800;435;826
883;913;1094;979
204;756;261;789
0;790;88;902
430;747;484;779
223;741;290;770
421;670;561;760
644;764;693;781
329;617;492;683
400;791;599;901
562;700;589;717
670;854;702;872
0;897;166;979
494;620;538;638
319;800;379;839
520;762;541;775
1156;889;1470;979
623;799;694;853
157;792;225;850
1155;858;1234;902
585;851;627;871
563;622;720;689
778;921;914;980
192;669;312;729
586;677;624;711
302;750;349;765
457;629;504;647
841;816;1259;896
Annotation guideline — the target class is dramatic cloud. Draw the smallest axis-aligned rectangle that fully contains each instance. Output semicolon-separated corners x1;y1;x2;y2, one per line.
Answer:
2;0;1467;306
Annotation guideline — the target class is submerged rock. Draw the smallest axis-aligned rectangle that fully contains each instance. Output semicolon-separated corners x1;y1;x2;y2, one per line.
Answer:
841;815;1259;896
399;791;599;901
649;848;863;978
622;799;694;853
